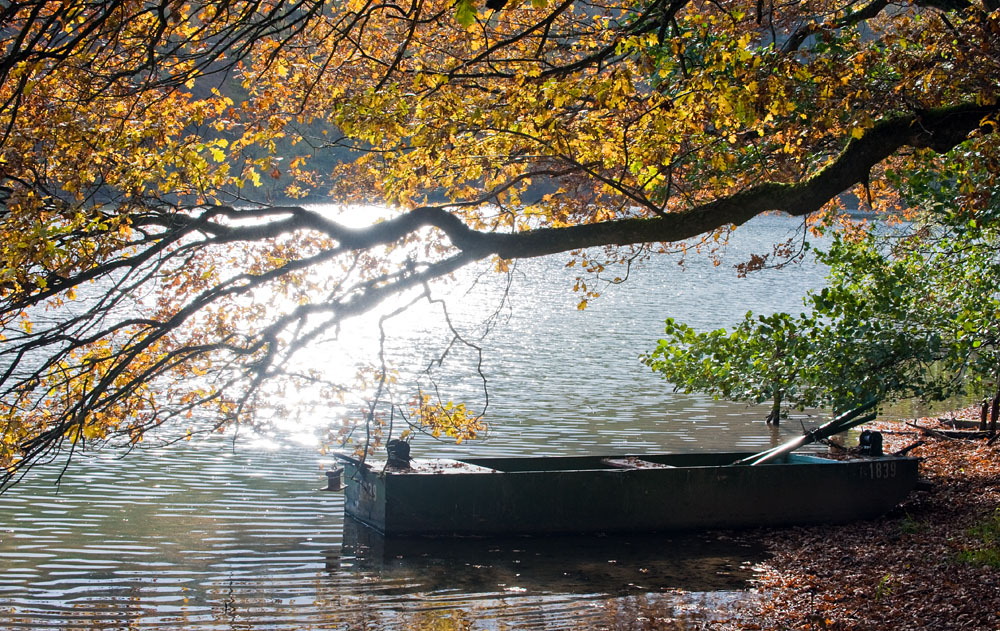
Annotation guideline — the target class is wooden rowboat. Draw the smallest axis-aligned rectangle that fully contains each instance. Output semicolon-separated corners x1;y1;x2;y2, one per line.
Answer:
339;451;919;537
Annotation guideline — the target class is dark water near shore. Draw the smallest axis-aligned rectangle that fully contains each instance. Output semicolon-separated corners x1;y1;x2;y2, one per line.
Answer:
1;214;829;630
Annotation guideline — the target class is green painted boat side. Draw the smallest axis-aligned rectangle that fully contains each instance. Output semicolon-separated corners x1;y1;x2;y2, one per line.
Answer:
341;452;919;536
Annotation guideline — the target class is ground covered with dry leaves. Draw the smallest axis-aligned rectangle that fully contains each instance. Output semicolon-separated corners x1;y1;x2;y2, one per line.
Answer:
724;407;1000;631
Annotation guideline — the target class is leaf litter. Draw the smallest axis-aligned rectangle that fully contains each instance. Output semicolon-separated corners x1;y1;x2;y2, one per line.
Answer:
715;406;1000;631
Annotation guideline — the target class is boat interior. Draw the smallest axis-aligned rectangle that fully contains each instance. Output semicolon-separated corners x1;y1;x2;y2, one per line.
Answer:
342;452;841;474
451;452;837;473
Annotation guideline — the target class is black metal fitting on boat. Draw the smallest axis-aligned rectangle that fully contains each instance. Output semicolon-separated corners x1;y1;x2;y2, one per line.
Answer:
859;429;883;457
387;439;411;469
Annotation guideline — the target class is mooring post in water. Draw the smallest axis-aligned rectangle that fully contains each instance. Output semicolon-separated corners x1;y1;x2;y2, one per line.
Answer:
325;468;344;491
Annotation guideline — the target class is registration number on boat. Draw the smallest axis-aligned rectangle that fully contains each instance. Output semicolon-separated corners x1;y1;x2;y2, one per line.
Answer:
868;461;897;479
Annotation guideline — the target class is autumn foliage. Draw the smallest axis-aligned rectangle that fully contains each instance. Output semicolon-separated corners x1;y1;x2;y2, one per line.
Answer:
0;1;998;481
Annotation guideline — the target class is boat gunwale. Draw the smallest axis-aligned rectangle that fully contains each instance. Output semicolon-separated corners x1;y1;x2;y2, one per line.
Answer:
341;452;916;476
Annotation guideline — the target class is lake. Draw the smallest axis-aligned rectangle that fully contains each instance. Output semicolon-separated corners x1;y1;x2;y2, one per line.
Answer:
0;213;832;630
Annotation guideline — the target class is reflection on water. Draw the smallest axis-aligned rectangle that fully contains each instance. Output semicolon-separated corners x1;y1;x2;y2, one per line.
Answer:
1;440;763;630
1;214;830;629
254;213;832;452
338;517;764;595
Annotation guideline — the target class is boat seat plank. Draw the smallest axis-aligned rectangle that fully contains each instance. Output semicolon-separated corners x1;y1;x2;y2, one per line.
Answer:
404;459;498;474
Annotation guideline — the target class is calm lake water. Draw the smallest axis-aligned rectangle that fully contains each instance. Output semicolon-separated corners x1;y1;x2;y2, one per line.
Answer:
1;214;832;630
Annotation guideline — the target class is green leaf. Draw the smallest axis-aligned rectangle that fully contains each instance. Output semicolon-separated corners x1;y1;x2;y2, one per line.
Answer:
455;0;476;27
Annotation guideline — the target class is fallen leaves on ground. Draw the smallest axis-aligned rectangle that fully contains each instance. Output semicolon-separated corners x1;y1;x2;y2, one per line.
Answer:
721;407;1000;631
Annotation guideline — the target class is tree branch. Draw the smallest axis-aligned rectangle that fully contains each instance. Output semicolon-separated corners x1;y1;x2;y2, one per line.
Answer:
390;102;998;260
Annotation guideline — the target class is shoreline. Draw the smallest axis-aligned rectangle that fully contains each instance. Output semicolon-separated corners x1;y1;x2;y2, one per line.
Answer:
717;406;1000;630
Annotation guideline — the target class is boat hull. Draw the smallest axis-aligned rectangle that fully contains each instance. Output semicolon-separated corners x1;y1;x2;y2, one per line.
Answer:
341;452;919;536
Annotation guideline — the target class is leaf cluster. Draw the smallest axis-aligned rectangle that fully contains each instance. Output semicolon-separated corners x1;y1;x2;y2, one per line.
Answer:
643;311;827;422
646;194;1000;419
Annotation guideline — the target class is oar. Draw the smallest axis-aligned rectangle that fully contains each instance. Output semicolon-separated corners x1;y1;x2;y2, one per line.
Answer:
732;399;879;466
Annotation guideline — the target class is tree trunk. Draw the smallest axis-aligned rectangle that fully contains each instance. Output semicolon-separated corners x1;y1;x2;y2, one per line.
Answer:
990;390;999;436
766;391;782;425
981;398;990;431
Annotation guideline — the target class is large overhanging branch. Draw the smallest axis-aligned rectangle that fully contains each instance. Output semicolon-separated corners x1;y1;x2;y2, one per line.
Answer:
16;102;991;328
159;102;993;270
393;102;998;260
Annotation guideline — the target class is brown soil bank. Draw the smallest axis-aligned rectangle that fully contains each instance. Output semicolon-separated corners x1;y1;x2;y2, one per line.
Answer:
724;407;1000;631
